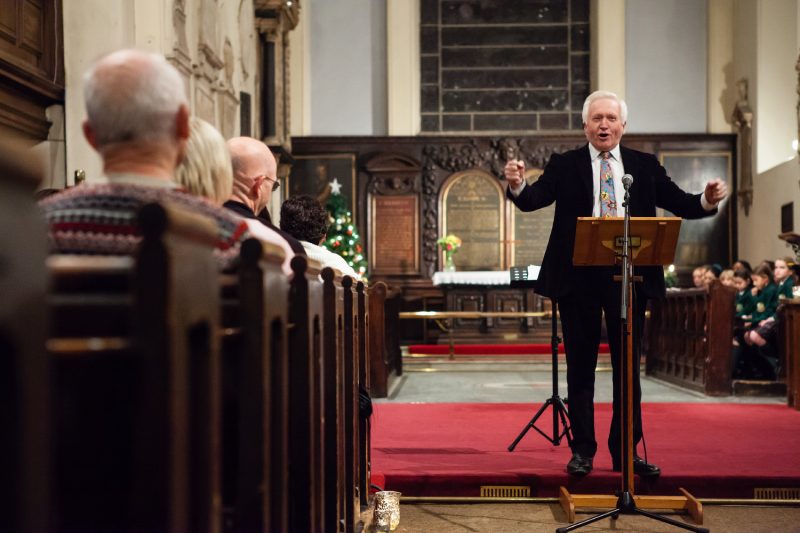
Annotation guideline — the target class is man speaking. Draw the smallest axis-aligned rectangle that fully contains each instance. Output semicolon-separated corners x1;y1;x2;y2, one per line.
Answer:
504;91;727;477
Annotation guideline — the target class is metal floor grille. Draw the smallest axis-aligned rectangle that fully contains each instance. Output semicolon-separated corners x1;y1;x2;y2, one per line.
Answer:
480;485;531;498
754;488;800;499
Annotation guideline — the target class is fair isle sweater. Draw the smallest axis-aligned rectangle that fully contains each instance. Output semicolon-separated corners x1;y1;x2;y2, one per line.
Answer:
39;178;250;268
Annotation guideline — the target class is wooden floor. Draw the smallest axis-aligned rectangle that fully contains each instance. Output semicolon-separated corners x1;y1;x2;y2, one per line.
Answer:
391;502;800;533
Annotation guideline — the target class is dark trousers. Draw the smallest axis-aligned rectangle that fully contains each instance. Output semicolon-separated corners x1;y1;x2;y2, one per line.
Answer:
558;269;648;460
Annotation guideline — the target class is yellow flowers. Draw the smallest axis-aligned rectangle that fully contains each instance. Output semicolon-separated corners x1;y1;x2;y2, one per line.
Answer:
437;234;462;252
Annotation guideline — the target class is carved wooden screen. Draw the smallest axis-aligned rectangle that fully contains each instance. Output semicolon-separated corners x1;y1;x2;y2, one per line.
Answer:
0;0;64;140
439;169;505;271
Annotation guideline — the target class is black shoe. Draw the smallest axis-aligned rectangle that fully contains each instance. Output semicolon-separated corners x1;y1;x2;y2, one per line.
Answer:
612;456;661;477
566;453;593;476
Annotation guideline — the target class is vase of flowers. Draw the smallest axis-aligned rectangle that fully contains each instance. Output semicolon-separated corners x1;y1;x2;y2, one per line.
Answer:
437;234;462;272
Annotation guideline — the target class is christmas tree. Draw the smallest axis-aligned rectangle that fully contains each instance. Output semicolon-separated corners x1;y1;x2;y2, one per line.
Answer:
324;179;368;279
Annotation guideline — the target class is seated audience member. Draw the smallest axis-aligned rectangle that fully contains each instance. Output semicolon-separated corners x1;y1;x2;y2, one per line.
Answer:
39;49;249;268
733;270;755;321
279;195;360;279
745;257;797;378
732;259;753;274
174;117;295;276
702;264;722;287
773;257;796;301
692;265;708;288
719;269;735;288
737;263;779;379
224;137;306;257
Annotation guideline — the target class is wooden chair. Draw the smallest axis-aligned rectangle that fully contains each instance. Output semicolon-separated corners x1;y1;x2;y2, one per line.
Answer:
0;147;51;533
47;202;223;532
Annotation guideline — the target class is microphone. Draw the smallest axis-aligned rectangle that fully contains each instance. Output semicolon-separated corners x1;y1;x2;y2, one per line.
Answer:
621;173;633;190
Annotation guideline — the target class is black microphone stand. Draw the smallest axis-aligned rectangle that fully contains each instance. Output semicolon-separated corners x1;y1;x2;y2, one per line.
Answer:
556;181;708;533
507;295;571;450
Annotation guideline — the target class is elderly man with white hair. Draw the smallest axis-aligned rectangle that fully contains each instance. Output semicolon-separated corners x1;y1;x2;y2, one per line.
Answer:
504;90;728;478
40;49;249;267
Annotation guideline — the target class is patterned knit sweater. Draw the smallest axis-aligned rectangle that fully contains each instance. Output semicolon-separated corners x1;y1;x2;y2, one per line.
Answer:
39;181;250;268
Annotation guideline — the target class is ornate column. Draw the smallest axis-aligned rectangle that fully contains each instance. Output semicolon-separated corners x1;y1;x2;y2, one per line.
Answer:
732;79;754;216
254;0;299;156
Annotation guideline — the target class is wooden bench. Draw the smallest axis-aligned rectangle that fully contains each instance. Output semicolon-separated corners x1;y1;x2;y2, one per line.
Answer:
778;299;800;409
47;202;223;532
0;149;52;532
645;283;736;395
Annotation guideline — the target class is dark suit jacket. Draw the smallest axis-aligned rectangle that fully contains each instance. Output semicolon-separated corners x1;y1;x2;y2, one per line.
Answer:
507;144;716;300
222;200;307;255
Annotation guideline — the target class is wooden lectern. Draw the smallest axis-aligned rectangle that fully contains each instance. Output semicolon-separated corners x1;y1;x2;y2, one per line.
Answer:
558;216;707;533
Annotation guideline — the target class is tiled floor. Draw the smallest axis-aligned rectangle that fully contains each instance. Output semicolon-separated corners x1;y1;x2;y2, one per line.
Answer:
378;360;785;405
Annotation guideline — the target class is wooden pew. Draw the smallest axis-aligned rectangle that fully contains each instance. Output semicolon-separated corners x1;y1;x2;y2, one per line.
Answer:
47;202;223;532
286;255;327;532
341;275;360;532
645;282;736;395
227;237;289;531
357;281;371;514
321;266;345;532
779;299;800;409
0;148;51;533
370;283;402;398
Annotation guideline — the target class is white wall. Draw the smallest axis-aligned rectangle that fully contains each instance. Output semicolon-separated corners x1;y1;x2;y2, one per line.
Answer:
62;0;258;185
755;0;797;173
625;0;708;133
732;0;800;264
308;0;387;135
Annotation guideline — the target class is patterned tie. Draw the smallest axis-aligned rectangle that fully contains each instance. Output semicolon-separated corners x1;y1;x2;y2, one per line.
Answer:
599;151;617;218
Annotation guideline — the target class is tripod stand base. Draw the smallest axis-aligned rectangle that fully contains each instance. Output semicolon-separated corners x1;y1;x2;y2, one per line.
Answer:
558;486;704;525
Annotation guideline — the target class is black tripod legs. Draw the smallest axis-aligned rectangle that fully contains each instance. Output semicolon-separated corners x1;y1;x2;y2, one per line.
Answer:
507;395;571;450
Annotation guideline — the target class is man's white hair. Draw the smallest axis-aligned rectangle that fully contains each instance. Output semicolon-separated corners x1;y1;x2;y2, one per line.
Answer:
581;90;628;124
83;50;188;147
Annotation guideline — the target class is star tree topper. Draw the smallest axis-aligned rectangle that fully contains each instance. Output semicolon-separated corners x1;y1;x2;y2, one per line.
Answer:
330;177;342;195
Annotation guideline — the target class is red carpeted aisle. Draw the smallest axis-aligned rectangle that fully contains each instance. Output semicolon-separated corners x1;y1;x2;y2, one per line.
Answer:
371;402;800;499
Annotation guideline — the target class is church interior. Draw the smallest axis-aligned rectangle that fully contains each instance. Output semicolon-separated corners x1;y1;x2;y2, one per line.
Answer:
2;0;800;531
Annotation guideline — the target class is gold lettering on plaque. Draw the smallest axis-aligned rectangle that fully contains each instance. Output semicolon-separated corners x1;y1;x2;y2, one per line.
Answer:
370;195;419;274
512;168;552;266
441;170;504;271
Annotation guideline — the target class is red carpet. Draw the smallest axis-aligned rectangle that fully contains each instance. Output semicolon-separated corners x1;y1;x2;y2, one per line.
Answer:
371;402;800;499
407;343;610;355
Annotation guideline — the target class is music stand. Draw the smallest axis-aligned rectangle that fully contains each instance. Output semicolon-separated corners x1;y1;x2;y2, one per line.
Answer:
557;215;707;533
507;266;572;450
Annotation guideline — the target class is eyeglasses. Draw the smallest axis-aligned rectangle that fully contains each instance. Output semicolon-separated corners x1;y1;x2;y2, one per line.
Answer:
247;175;280;191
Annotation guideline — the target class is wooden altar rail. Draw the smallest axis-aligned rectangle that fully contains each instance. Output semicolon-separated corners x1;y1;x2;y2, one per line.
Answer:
399;310;551;359
645;284;736;395
23;203;378;533
779;300;800;410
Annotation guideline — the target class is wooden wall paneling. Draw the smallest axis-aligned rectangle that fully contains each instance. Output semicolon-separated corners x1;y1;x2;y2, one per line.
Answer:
0;0;64;140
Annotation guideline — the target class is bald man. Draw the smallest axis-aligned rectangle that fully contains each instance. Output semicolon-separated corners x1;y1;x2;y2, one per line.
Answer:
40;49;249;267
224;137;306;255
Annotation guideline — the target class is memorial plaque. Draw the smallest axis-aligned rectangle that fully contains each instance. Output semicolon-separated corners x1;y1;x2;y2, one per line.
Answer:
370;194;419;274
511;169;553;266
441;170;504;271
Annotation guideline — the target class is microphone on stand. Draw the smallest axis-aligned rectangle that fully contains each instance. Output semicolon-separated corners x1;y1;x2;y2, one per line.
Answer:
622;173;634;190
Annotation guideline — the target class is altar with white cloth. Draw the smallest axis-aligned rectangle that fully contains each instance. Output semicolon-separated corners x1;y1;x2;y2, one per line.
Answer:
429;268;548;343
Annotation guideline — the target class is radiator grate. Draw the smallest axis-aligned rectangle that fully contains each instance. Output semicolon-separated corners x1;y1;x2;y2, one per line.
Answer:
480;485;531;498
754;488;800;499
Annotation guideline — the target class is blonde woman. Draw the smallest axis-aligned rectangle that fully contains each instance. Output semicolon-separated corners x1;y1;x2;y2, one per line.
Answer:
175;117;296;275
